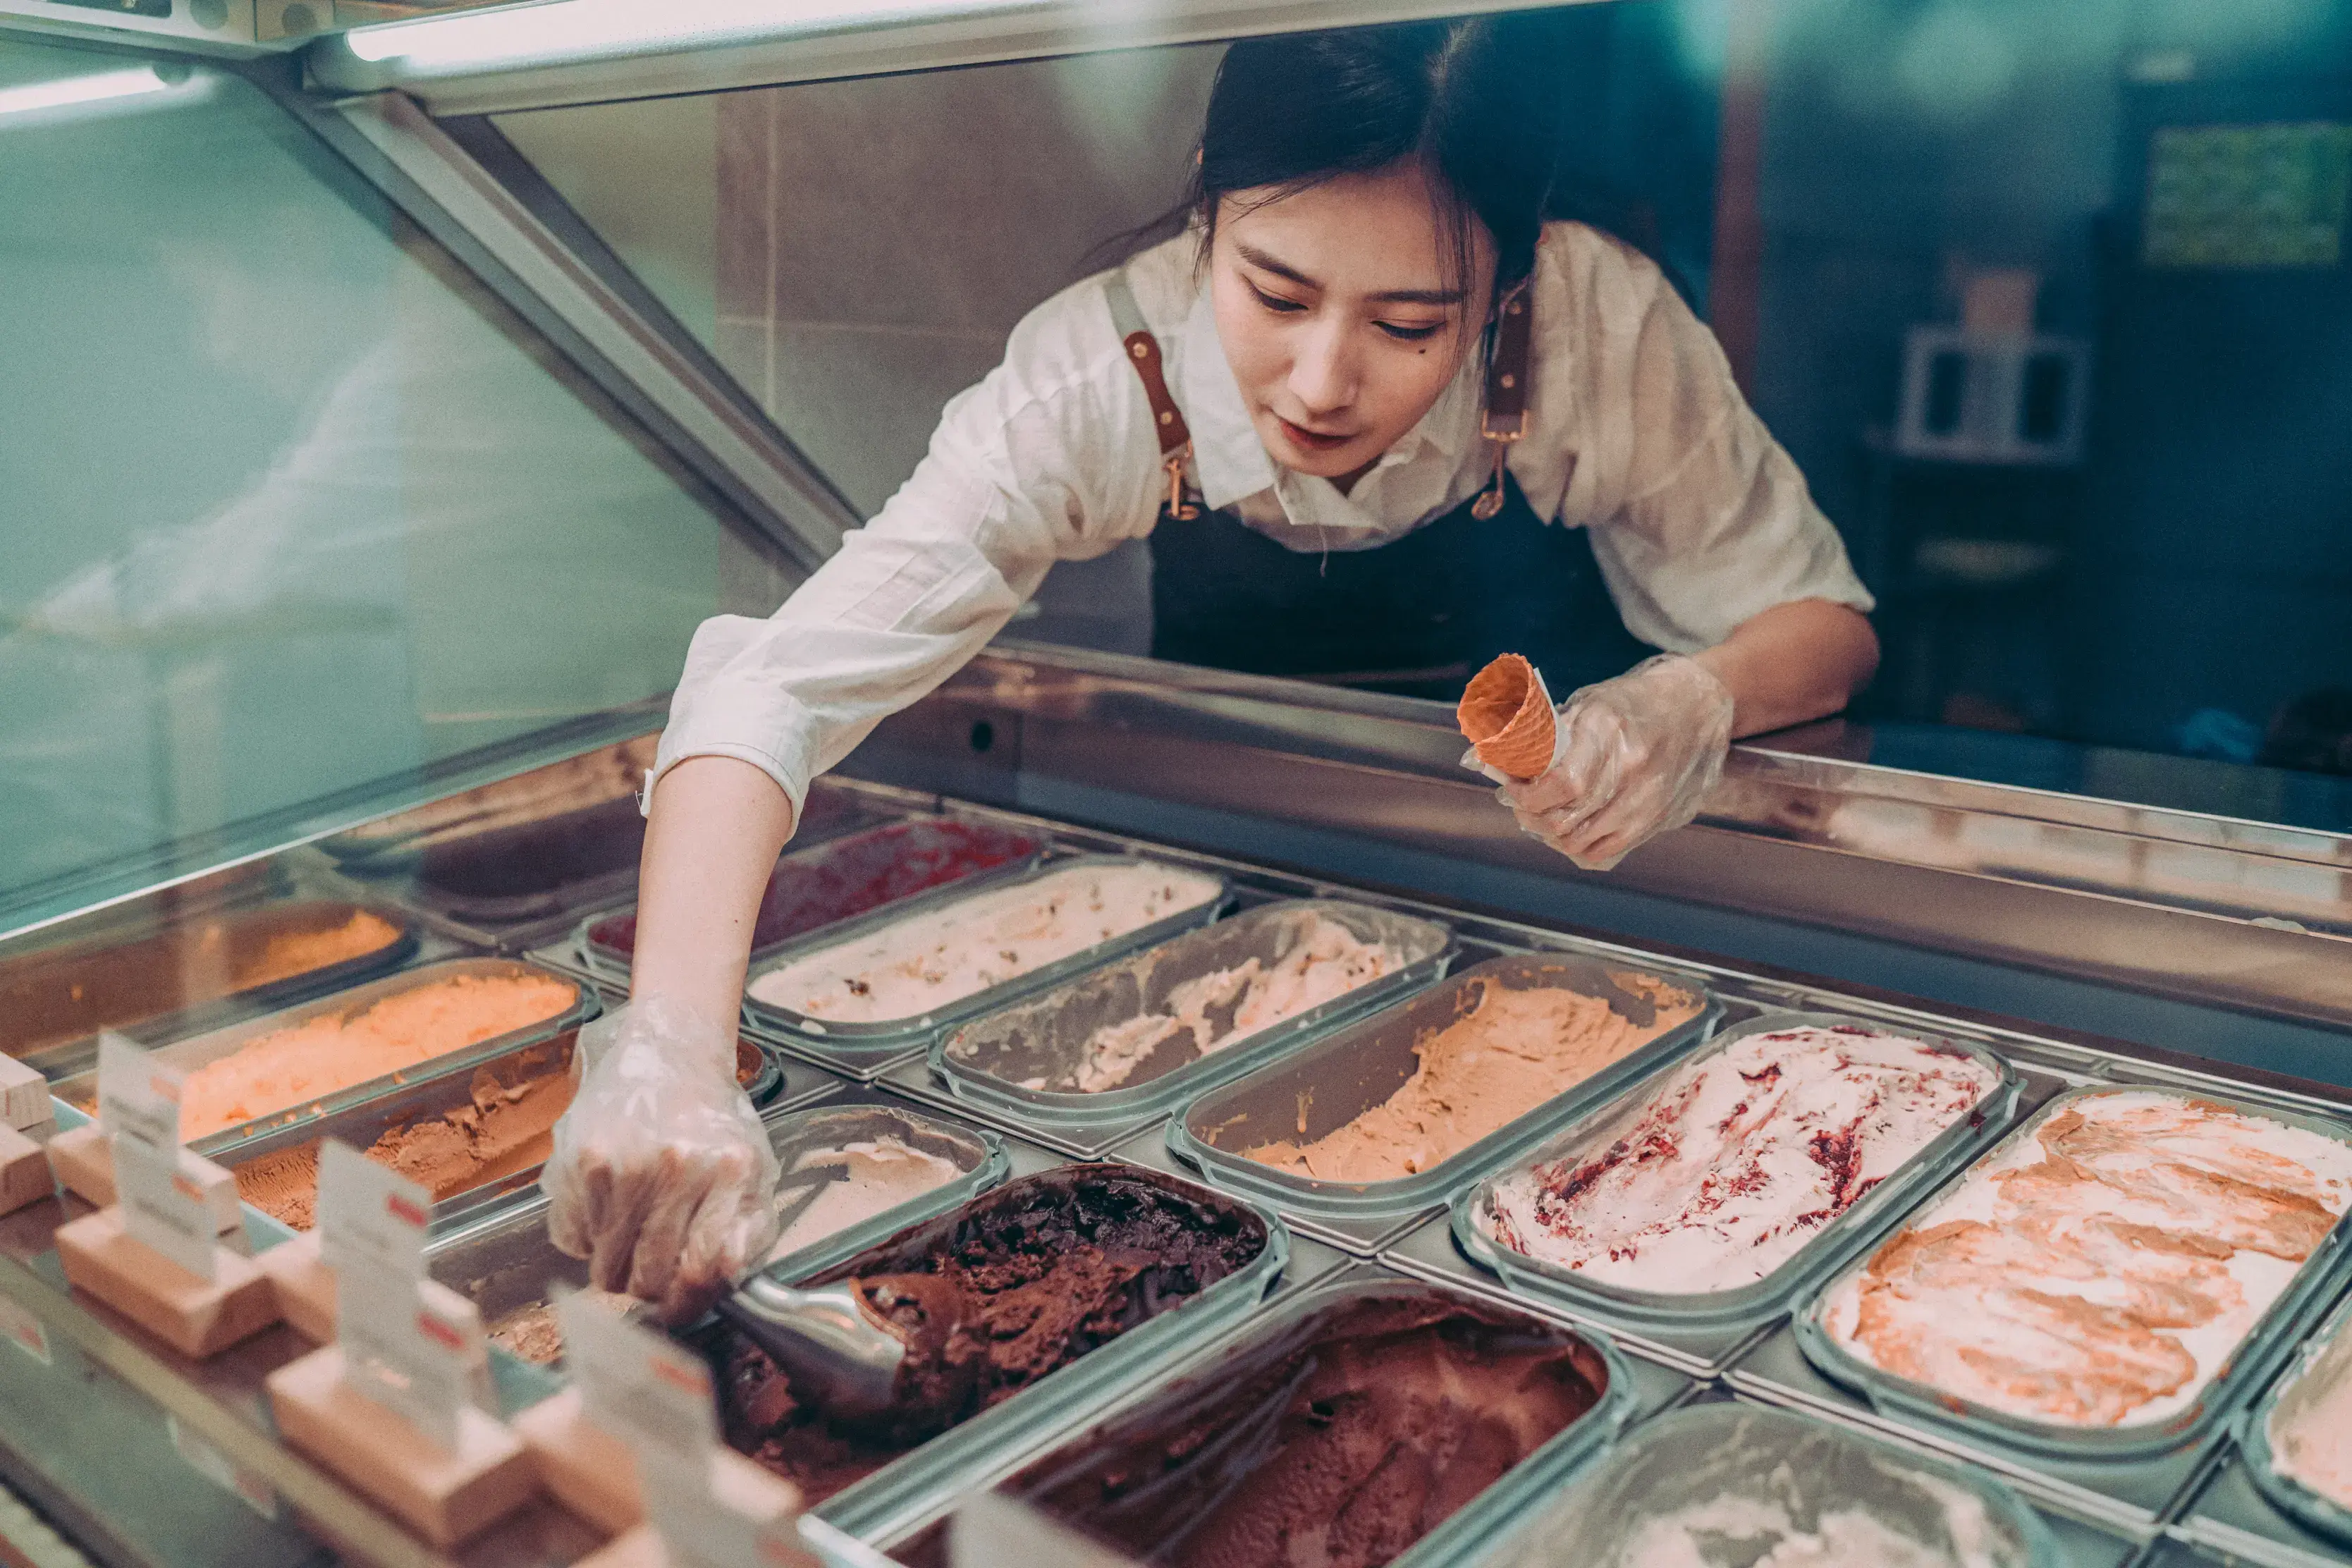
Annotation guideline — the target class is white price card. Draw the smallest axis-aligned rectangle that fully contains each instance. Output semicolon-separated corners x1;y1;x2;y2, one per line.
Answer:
316;1139;427;1284
950;1495;1144;1568
337;1278;482;1452
642;1465;814;1568
317;1140;477;1449
97;1032;180;1153
555;1289;718;1457
112;1137;218;1279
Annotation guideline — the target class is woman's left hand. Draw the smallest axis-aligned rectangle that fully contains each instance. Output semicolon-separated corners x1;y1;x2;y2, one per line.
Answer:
1468;654;1735;871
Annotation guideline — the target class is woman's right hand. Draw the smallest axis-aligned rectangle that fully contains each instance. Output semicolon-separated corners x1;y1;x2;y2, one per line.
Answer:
542;993;780;1323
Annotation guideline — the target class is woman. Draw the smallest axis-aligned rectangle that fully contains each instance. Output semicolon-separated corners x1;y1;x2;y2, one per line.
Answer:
544;19;1879;1316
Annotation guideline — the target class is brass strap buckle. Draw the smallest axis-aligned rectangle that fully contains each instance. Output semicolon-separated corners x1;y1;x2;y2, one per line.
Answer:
1165;446;1199;521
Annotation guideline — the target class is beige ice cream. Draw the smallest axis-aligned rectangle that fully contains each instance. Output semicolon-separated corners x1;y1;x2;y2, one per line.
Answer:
764;1135;964;1264
1242;970;1703;1182
747;861;1221;1025
1485;1025;1999;1293
486;1286;637;1366
2269;1313;2352;1510
1065;914;1408;1094
1826;1091;2352;1428
231;1051;575;1230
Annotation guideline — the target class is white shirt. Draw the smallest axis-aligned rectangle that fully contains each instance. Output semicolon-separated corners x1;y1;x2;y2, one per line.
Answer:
651;221;1872;822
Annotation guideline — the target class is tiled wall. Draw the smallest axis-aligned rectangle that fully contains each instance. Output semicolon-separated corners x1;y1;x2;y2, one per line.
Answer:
710;48;1219;650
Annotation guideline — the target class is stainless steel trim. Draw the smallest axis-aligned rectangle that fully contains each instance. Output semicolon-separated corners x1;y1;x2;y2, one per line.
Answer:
306;89;855;571
303;0;1594;116
845;644;2352;1031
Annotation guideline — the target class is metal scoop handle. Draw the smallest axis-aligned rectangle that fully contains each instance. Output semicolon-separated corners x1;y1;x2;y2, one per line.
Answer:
716;1278;905;1418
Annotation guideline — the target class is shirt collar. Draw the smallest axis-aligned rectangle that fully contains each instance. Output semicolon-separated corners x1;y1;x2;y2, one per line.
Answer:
1176;288;1275;511
1173;280;1487;515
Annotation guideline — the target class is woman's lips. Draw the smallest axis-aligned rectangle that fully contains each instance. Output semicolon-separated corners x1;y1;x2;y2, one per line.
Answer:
1275;415;1354;453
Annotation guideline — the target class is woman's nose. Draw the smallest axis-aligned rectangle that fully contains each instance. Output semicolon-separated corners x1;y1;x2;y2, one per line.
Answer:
1287;321;1356;416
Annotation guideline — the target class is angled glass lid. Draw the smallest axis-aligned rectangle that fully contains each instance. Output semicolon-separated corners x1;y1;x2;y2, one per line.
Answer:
0;34;795;941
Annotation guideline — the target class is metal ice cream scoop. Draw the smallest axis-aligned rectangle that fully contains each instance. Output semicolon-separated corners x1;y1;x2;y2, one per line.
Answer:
716;1277;907;1417
716;1270;976;1424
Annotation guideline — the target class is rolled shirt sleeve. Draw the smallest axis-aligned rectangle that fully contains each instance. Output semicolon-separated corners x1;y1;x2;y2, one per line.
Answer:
1544;228;1874;654
647;277;1158;822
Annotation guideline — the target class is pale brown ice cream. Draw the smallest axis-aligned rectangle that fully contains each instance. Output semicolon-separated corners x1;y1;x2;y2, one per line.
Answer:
232;1057;575;1230
1243;972;1701;1182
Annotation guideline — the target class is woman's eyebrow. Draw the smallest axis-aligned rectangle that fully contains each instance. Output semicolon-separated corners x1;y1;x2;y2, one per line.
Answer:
1235;241;1464;307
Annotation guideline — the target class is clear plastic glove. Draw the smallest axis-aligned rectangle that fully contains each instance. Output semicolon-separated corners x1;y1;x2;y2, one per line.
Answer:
542;994;780;1323
1463;654;1735;872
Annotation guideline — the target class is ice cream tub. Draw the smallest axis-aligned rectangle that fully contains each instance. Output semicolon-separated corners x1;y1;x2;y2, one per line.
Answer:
577;816;1047;981
741;855;1231;1066
1;898;418;1074
1165;952;1721;1224
55;957;597;1153
883;1273;1636;1568
405;792;651;926
2239;1284;2352;1550
931;898;1457;1135
1493;1401;2060;1568
700;1163;1289;1544
1796;1085;2352;1461
427;1097;1007;1367
1454;1010;2020;1333
204;1027;584;1237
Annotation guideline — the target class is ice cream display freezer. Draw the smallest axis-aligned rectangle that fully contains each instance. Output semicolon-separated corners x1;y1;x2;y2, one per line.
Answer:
0;686;2348;1568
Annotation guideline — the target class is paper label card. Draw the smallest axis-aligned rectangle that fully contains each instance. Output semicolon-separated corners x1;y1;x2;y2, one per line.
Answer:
555;1290;718;1457
97;1032;181;1153
316;1139;427;1283
337;1279;481;1452
951;1495;1146;1568
113;1136;216;1280
642;1465;811;1568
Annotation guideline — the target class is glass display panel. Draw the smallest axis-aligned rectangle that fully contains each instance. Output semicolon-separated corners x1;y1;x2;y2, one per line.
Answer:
0;35;768;936
485;0;2352;828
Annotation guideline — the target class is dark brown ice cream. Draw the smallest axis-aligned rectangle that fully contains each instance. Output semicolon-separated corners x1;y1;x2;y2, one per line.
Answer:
899;1289;1608;1568
712;1168;1268;1506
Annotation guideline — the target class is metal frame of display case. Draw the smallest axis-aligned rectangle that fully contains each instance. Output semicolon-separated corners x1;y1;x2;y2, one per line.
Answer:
5;6;2352;1567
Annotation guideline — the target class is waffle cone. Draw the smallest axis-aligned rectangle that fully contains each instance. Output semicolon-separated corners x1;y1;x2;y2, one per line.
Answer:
1457;654;1557;780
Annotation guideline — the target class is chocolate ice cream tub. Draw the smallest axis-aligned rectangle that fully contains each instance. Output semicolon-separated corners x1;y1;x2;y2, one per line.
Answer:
575;816;1046;981
885;1274;1636;1568
1165;952;1720;1227
742;854;1230;1074
1454;1010;2019;1336
702;1163;1288;1544
2239;1286;2352;1552
931;898;1456;1139
0;898;417;1076
202;1029;583;1237
55;957;597;1153
425;1097;1006;1367
1794;1084;2352;1462
1491;1402;2060;1568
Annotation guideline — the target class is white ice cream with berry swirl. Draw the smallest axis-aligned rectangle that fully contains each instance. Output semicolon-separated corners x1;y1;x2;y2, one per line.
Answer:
1483;1024;2000;1293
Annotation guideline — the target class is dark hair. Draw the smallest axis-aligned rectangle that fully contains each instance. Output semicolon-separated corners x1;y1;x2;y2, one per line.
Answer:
1182;18;1569;310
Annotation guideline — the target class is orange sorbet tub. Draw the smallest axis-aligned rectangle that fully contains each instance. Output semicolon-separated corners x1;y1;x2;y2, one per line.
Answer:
64;959;594;1146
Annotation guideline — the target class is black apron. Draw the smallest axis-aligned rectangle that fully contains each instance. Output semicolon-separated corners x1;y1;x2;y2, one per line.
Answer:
1149;475;1654;702
1110;277;1654;703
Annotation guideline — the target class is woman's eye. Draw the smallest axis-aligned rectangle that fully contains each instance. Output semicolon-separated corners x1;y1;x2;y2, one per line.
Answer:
1248;281;1308;314
1378;320;1446;343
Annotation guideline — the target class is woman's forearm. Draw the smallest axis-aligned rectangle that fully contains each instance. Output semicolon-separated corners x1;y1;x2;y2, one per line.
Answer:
1690;599;1880;739
630;755;797;1034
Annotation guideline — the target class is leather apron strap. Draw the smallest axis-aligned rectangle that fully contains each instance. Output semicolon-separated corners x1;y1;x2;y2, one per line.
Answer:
1104;272;1199;520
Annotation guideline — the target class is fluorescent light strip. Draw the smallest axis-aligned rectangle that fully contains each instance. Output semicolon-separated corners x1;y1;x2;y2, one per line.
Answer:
0;66;176;120
343;0;1026;68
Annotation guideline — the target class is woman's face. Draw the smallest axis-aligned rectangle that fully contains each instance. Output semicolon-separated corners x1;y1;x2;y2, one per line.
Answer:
1210;163;1495;489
